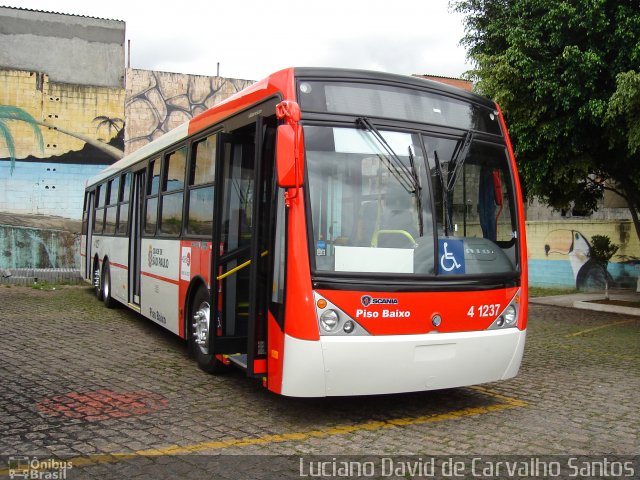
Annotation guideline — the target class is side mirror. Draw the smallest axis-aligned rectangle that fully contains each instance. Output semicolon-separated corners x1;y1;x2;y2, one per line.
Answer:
276;123;304;188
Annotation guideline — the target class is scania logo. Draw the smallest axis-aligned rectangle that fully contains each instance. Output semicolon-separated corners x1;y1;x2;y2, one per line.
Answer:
361;295;398;307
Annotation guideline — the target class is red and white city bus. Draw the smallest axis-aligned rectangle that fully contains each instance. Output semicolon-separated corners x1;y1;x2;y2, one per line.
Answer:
81;68;527;397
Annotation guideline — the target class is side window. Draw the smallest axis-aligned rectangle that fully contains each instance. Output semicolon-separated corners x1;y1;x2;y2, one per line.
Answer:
145;158;160;235
117;172;131;235
82;192;89;236
97;183;106;208
103;178;118;234
186;134;216;236
271;189;286;305
108;176;120;206
93;185;105;234
159;147;186;235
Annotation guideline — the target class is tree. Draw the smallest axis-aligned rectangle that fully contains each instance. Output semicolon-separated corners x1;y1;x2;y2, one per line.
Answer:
589;234;618;298
452;0;640;240
0;105;44;173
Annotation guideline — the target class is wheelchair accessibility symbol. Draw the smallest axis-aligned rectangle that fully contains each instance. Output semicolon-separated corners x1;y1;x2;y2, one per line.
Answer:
438;239;465;274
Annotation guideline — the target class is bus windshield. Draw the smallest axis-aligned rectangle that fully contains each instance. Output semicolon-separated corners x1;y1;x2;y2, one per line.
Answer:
305;126;519;277
305;125;435;275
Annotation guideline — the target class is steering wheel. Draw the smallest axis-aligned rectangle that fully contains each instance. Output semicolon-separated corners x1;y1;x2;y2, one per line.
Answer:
371;230;417;248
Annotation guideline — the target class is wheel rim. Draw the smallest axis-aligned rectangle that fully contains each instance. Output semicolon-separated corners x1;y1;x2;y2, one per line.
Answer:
192;301;211;355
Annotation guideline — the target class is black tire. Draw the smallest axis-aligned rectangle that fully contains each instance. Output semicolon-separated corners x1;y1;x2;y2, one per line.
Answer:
94;258;103;300
102;261;116;309
188;286;229;374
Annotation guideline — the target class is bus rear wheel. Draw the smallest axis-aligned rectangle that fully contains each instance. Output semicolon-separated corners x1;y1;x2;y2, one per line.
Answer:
102;261;116;309
188;286;229;374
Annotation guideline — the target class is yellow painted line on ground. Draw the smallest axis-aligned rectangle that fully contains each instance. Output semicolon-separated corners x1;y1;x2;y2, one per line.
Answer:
0;387;526;474
557;344;638;362
567;319;636;337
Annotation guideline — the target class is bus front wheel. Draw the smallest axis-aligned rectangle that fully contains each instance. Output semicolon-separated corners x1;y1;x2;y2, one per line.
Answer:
188;286;229;374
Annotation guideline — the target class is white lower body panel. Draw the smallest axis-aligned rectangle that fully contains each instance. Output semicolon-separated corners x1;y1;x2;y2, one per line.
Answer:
280;329;526;397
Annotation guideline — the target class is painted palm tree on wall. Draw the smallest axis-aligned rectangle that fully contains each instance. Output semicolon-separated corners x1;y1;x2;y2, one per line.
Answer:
0;105;44;173
0;106;125;175
93;115;124;139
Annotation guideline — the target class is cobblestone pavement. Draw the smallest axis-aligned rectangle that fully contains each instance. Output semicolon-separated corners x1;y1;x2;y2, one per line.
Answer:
0;286;638;478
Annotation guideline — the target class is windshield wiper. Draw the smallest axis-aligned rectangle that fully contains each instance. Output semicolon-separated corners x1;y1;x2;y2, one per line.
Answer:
356;117;418;195
407;145;424;237
447;130;473;191
434;130;474;236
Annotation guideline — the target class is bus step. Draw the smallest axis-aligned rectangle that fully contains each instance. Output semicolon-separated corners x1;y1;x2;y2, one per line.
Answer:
228;354;248;370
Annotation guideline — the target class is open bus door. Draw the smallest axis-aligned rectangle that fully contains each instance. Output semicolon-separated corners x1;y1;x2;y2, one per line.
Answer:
208;116;276;378
83;191;95;280
129;170;145;306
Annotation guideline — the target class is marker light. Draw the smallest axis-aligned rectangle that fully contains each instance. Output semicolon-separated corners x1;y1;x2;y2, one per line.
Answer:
432;314;442;327
320;309;339;332
299;82;312;94
317;298;327;309
343;320;355;334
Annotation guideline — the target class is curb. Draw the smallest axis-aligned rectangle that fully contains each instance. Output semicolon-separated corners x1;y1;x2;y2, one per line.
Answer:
573;300;640;317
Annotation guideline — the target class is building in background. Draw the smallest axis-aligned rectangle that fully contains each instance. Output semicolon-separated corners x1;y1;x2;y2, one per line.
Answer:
0;6;254;224
414;74;472;92
0;6;252;270
0;6;126;221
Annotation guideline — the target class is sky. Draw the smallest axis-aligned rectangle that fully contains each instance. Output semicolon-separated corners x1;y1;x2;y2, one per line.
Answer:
7;0;472;82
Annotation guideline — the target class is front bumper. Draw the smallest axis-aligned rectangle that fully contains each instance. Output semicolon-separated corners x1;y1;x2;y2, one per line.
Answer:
280;328;526;397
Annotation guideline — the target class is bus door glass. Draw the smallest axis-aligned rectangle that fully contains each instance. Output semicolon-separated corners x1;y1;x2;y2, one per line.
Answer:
209;128;256;360
83;191;95;279
129;170;145;305
210;117;276;376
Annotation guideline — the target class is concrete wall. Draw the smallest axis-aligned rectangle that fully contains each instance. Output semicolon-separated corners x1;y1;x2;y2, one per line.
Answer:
0;6;125;88
0;161;104;218
0;68;125;219
0;224;79;269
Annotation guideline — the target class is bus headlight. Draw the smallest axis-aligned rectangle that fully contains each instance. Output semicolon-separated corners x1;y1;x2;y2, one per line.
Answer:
320;309;339;332
503;305;517;326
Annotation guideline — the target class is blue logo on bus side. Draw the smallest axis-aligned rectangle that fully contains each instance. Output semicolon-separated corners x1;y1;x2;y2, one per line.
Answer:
438;239;465;274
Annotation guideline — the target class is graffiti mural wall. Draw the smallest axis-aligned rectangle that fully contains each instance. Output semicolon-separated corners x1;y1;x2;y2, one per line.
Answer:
1;68;254;222
0;69;125;220
125;69;253;155
527;220;640;289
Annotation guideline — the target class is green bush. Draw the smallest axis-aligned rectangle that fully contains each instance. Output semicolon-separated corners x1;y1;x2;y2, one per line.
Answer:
589;235;619;266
